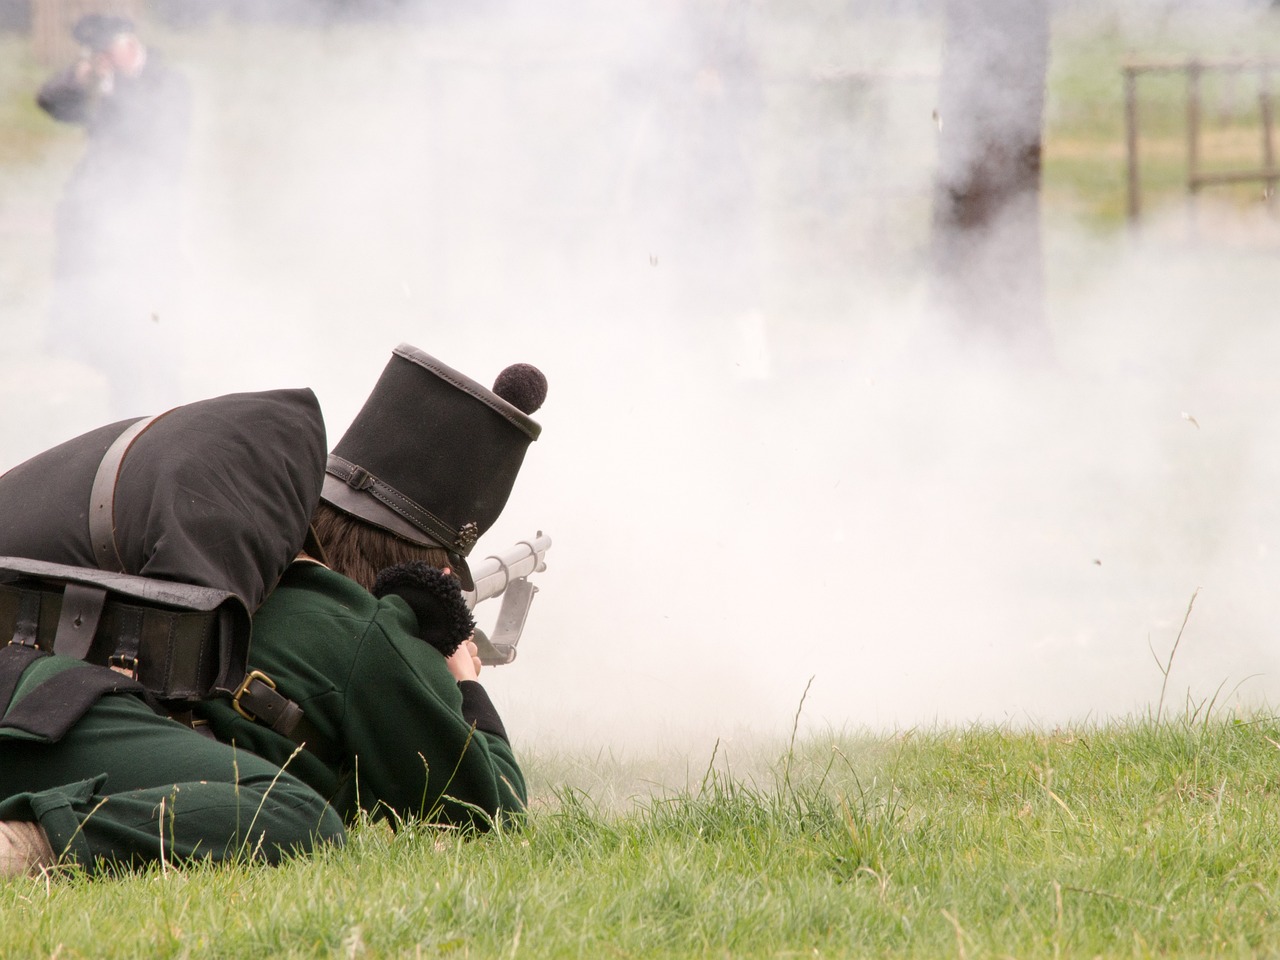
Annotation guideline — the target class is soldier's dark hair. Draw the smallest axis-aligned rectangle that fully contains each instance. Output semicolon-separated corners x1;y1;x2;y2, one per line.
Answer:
311;500;451;592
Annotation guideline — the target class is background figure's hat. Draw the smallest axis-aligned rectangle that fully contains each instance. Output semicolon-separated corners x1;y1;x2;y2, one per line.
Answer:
72;14;136;51
321;344;547;589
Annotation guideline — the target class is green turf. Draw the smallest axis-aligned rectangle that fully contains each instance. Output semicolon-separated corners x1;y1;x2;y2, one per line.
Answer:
5;712;1280;958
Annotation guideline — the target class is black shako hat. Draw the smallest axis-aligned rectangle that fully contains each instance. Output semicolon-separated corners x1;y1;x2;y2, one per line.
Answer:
321;344;546;590
72;14;137;52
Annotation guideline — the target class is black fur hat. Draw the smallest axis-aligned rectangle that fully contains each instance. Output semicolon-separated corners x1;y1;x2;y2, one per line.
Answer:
321;344;546;590
72;14;136;52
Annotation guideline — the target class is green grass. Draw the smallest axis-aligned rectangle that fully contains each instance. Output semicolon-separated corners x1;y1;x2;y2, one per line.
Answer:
0;36;74;166
5;712;1280;958
0;35;79;348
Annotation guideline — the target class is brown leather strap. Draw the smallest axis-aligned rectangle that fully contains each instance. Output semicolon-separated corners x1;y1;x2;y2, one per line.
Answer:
88;415;161;573
232;671;304;737
227;669;339;762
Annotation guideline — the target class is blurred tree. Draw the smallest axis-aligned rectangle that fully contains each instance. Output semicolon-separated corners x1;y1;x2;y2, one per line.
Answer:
930;0;1052;363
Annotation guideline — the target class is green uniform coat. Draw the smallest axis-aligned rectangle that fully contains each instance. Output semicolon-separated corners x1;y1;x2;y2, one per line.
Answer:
0;562;523;871
200;560;527;828
0;653;343;871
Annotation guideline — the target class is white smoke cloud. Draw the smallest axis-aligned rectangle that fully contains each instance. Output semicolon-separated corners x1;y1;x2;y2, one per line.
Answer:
4;1;1280;763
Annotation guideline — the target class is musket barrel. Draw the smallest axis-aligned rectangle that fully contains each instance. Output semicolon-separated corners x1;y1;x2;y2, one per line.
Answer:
463;532;551;608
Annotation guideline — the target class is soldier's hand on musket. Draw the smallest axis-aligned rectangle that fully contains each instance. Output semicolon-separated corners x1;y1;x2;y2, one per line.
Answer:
445;639;482;683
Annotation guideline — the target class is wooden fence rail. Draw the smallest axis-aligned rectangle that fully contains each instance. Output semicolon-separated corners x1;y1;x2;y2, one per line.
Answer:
1124;57;1280;225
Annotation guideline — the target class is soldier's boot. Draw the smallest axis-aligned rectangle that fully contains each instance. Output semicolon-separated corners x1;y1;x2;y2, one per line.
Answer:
0;821;54;878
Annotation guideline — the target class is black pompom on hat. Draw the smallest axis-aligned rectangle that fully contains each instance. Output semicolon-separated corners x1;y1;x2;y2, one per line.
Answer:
321;344;545;590
492;363;548;415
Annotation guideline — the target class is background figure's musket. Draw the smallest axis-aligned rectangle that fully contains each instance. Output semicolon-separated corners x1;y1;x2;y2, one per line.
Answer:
462;532;550;665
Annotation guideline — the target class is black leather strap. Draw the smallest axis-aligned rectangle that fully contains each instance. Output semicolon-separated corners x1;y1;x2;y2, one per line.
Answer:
11;589;41;647
108;605;144;677
326;455;466;553
53;583;107;660
0;582;224;699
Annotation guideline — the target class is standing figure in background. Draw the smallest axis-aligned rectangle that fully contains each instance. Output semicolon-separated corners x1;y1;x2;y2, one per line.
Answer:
37;14;190;418
0;345;546;876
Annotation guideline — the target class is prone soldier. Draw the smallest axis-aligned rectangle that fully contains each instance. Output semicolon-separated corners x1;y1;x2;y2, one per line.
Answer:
0;345;547;875
37;14;191;418
196;345;548;832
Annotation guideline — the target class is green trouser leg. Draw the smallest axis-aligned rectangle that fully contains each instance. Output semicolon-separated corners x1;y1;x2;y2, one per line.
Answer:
0;691;344;873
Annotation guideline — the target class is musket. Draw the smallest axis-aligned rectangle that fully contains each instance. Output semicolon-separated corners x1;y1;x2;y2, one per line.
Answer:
462;532;550;665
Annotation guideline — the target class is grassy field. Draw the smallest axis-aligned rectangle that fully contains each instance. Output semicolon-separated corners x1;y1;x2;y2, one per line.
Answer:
5;711;1280;958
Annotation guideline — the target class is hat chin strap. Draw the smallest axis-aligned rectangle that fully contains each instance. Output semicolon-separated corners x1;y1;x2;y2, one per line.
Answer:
319;469;475;588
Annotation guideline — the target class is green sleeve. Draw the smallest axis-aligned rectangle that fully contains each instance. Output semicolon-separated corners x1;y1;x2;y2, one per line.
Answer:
341;604;527;828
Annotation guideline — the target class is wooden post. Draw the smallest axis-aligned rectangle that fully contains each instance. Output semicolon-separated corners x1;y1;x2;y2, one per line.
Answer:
1261;66;1277;204
1124;66;1141;226
1186;60;1202;232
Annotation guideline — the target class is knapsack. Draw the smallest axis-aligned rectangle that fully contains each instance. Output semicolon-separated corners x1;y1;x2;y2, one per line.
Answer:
0;389;326;735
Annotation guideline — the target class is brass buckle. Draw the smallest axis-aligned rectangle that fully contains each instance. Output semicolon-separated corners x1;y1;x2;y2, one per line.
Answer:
232;669;275;722
108;655;139;680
